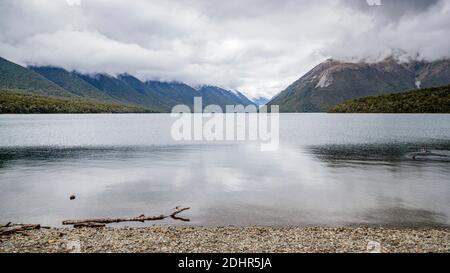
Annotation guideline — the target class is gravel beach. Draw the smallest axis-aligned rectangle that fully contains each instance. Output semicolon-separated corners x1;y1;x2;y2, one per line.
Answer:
1;226;449;253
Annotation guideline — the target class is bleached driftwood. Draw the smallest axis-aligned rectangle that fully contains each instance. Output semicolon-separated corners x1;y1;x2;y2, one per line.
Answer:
62;206;191;227
170;206;191;222
73;222;106;228
0;224;41;236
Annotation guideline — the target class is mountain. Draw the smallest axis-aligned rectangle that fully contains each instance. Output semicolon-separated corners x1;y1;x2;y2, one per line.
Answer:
0;57;75;98
1;56;256;113
117;75;176;112
252;97;269;106
94;75;256;111
29;66;117;102
47;69;256;112
198;86;257;110
144;80;201;110
231;90;257;107
268;58;450;112
414;59;450;88
75;73;151;107
329;85;450;113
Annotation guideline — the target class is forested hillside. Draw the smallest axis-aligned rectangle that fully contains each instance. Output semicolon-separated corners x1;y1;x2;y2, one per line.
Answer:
329;85;450;113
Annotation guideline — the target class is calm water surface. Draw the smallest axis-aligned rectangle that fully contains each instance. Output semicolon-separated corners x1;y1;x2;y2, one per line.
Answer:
0;114;449;227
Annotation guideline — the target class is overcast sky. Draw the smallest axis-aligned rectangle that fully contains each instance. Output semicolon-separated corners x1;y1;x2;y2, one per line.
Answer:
1;0;449;99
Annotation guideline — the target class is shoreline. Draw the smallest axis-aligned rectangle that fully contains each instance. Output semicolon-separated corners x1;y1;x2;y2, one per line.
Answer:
1;226;449;253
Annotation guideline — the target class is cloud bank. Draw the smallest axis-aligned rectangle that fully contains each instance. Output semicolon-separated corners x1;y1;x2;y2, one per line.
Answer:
0;0;449;98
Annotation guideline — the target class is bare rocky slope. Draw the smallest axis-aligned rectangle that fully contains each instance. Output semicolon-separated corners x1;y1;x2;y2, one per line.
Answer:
268;58;450;112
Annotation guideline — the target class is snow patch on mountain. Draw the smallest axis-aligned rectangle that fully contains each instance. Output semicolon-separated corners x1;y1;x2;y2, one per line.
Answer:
316;71;333;88
253;97;269;106
415;79;422;89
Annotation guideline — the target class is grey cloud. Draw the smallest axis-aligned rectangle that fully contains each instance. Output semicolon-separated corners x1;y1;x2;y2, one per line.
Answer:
345;0;442;29
325;0;450;62
350;0;440;15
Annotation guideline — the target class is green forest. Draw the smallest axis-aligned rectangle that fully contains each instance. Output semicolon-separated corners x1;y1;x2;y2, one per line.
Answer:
0;91;153;114
329;85;450;113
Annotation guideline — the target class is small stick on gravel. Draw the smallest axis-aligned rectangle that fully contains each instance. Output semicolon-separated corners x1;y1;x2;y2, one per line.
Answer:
73;222;106;228
62;214;167;226
0;222;12;228
0;224;41;236
62;207;191;227
170;206;191;222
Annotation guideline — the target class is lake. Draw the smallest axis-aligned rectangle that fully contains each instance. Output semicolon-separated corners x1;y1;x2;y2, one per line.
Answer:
0;114;449;227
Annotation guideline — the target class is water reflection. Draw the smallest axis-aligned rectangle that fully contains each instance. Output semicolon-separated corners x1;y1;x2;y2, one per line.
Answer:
306;142;450;162
0;143;449;227
0;114;449;227
357;207;447;227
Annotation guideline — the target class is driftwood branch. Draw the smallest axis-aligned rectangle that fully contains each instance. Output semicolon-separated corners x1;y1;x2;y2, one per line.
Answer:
73;222;106;228
170;206;191;222
63;214;166;226
0;224;41;236
62;207;191;227
0;222;12;228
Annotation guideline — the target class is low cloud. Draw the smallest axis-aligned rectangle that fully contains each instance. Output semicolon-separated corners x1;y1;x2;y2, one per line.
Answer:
0;0;449;99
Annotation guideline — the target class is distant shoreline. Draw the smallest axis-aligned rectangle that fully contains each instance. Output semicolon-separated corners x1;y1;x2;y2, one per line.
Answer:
0;91;156;114
5;110;449;115
329;85;450;114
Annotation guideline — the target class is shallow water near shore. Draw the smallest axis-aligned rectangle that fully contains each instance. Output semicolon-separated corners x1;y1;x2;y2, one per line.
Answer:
0;114;449;227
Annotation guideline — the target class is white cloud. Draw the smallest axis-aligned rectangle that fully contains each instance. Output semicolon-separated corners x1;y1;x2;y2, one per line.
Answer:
0;0;449;99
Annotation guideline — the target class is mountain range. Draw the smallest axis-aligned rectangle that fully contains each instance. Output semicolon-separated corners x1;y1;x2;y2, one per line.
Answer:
252;97;270;106
0;57;256;112
268;58;450;112
2;55;450;113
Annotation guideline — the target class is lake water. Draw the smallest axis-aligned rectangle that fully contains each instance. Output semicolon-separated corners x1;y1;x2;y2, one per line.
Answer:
0;114;449;227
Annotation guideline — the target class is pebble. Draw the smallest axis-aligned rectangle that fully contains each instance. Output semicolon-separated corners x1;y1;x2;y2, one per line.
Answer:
0;226;449;253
